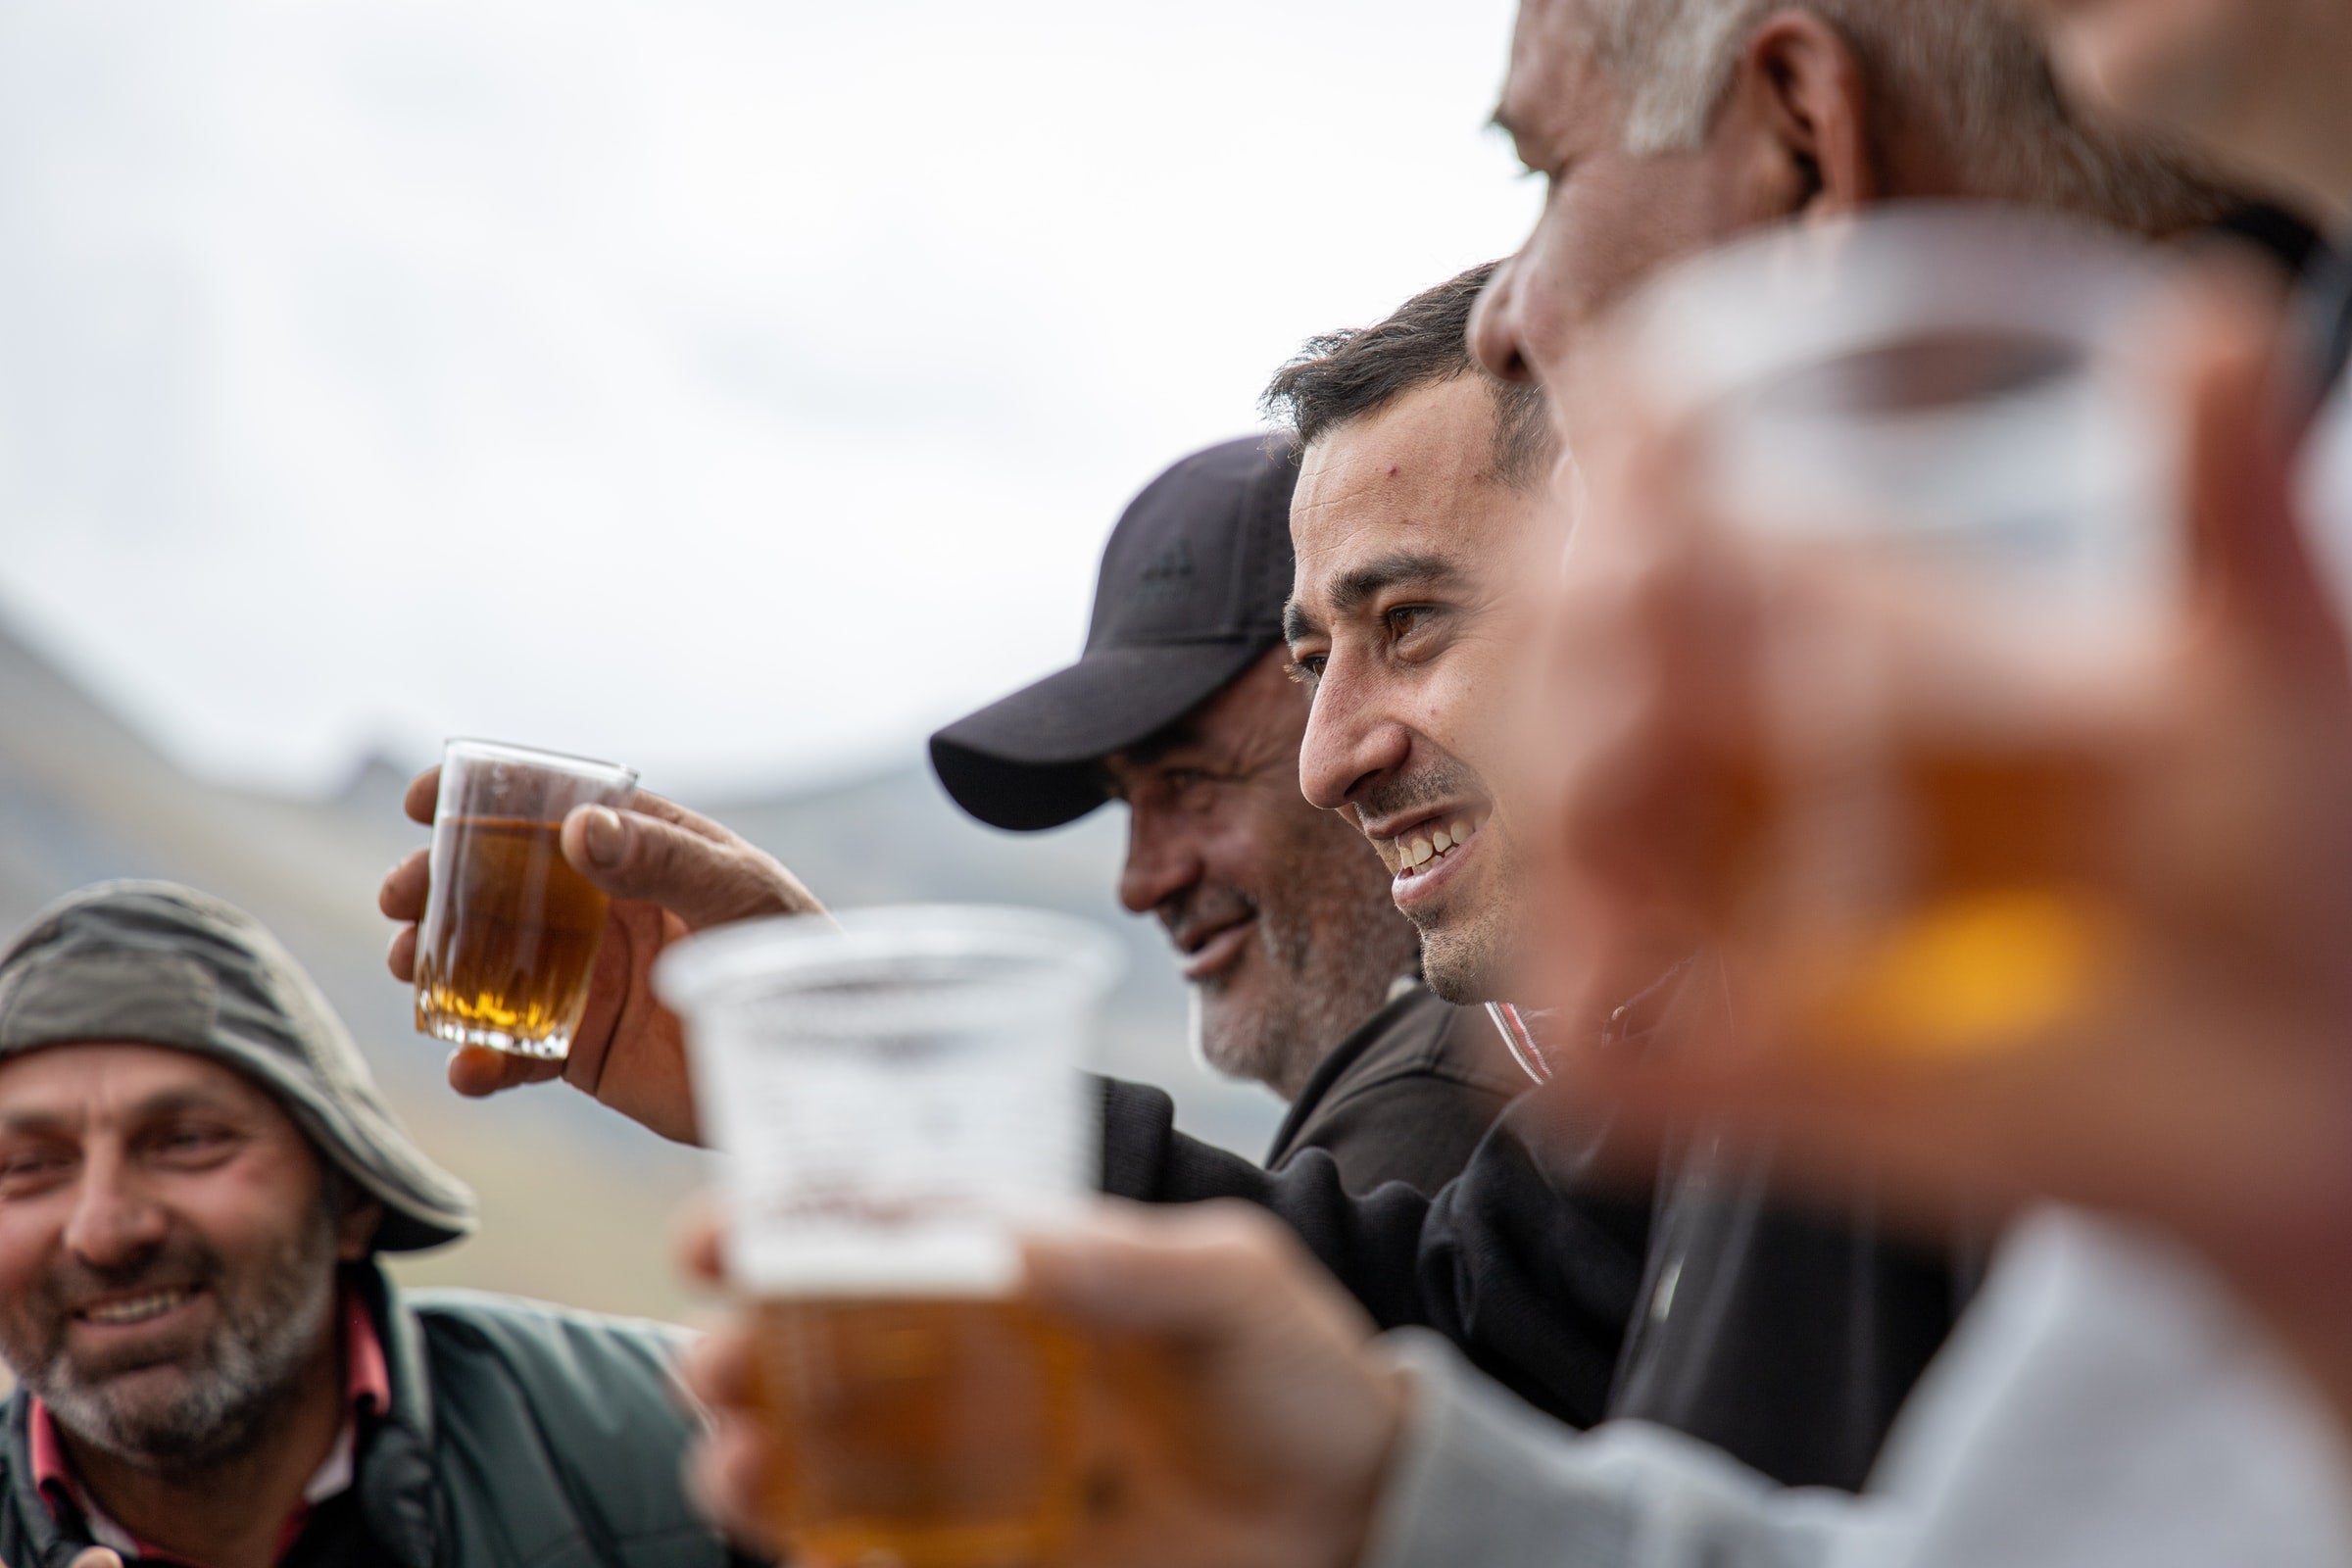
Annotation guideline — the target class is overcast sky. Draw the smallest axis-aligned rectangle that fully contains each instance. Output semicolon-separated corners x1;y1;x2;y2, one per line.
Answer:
0;0;1535;799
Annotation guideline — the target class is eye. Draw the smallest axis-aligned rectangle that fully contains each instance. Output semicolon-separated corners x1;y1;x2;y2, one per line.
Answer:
0;1147;73;1196
1385;605;1437;640
1284;657;1326;690
148;1125;238;1168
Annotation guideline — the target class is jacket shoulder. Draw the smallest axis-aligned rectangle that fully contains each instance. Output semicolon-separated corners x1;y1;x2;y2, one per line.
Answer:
404;1290;724;1560
409;1286;693;1370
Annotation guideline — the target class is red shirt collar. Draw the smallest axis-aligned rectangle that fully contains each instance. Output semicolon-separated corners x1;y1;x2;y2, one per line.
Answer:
34;1285;390;1561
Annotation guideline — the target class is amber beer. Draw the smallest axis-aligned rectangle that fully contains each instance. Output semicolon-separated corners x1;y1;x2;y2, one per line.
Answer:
413;741;638;1059
414;816;611;1056
1738;729;2133;1062
655;908;1124;1568
750;1296;1089;1568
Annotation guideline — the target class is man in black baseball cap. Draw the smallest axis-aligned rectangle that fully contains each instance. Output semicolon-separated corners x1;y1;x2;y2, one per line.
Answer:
932;437;1522;1193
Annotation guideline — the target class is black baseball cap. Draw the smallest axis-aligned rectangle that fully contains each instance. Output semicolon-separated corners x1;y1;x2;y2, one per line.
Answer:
931;437;1298;831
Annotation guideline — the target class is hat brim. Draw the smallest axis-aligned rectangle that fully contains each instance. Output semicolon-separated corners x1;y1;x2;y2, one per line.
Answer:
931;639;1276;831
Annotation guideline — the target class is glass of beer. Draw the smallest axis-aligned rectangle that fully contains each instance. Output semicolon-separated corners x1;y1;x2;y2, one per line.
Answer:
412;739;638;1059
1598;206;2182;1061
656;906;1122;1568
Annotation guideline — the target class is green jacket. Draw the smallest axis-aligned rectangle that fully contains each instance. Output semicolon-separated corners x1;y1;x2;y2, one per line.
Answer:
0;1263;756;1568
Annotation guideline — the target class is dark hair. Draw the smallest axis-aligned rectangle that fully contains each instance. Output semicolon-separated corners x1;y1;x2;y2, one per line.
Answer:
1261;262;1555;490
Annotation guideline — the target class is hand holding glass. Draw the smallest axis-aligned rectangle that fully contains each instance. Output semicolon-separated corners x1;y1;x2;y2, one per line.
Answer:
659;906;1121;1568
413;739;637;1060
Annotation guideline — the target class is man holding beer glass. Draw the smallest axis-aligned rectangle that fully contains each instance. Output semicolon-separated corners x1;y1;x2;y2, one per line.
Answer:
383;439;1526;1200
679;0;2352;1562
1519;0;2352;1429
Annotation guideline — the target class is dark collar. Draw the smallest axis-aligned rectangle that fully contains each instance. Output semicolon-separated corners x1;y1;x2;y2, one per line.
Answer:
3;1394;79;1568
344;1260;440;1567
1265;982;1446;1161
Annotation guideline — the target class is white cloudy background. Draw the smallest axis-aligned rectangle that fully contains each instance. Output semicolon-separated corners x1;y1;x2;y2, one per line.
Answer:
0;0;1533;798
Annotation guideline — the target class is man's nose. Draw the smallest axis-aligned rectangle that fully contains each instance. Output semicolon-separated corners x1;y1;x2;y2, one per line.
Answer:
62;1157;169;1271
1118;801;1203;916
1298;670;1412;812
1470;256;1535;384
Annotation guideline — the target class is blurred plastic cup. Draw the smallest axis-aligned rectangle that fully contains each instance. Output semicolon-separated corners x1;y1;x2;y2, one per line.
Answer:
1594;204;2181;1062
657;906;1122;1568
413;739;637;1060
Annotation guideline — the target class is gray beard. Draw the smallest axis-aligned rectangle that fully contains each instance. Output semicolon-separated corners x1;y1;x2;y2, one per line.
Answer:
1192;897;1418;1099
21;1215;341;1478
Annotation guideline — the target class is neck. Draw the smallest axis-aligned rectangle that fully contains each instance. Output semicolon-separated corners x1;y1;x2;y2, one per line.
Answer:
65;1325;347;1568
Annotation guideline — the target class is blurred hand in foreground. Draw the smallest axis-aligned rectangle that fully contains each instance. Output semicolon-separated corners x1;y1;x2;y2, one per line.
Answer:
675;1200;1406;1568
1530;267;2352;1414
379;769;827;1144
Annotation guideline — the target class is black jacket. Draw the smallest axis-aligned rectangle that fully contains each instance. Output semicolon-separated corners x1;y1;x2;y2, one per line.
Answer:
1102;1034;1975;1493
1266;982;1526;1194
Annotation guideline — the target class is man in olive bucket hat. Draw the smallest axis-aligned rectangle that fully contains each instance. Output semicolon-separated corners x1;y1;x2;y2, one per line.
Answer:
0;881;760;1568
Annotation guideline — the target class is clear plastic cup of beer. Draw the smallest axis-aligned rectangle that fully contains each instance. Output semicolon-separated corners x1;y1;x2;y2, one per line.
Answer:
1593;205;2183;1062
412;739;638;1059
656;906;1123;1568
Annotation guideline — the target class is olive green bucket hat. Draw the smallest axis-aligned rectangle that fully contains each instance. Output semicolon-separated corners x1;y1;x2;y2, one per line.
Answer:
0;880;476;1252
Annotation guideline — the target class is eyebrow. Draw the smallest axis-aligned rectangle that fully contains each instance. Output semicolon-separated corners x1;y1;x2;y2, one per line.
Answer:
0;1086;243;1140
1289;551;1469;646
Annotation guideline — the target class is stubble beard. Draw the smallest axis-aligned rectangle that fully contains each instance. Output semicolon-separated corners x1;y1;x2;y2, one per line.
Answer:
1413;830;1525;1006
8;1207;343;1478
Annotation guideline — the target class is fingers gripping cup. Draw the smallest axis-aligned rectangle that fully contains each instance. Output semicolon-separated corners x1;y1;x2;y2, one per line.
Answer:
657;907;1123;1568
413;740;638;1060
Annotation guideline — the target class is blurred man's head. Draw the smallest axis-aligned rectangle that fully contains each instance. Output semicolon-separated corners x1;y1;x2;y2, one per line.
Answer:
2029;0;2352;221
932;442;1417;1100
1471;0;2231;399
0;881;472;1475
1273;264;1561;1004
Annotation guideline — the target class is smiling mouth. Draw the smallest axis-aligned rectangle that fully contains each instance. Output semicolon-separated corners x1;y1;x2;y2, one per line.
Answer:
1377;813;1487;881
1175;914;1257;983
75;1286;200;1329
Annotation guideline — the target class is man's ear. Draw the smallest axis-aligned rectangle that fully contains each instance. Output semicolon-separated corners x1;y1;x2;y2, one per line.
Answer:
1715;10;1876;221
334;1190;385;1262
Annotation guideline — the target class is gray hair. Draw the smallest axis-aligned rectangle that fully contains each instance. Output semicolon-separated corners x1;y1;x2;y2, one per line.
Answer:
1581;0;2228;236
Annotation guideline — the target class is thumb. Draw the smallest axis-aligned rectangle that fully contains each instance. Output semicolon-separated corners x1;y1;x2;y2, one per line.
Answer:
561;806;800;931
72;1551;127;1568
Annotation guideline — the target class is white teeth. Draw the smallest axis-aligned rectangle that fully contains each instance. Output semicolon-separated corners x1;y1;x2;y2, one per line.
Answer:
1392;817;1488;878
83;1289;189;1326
